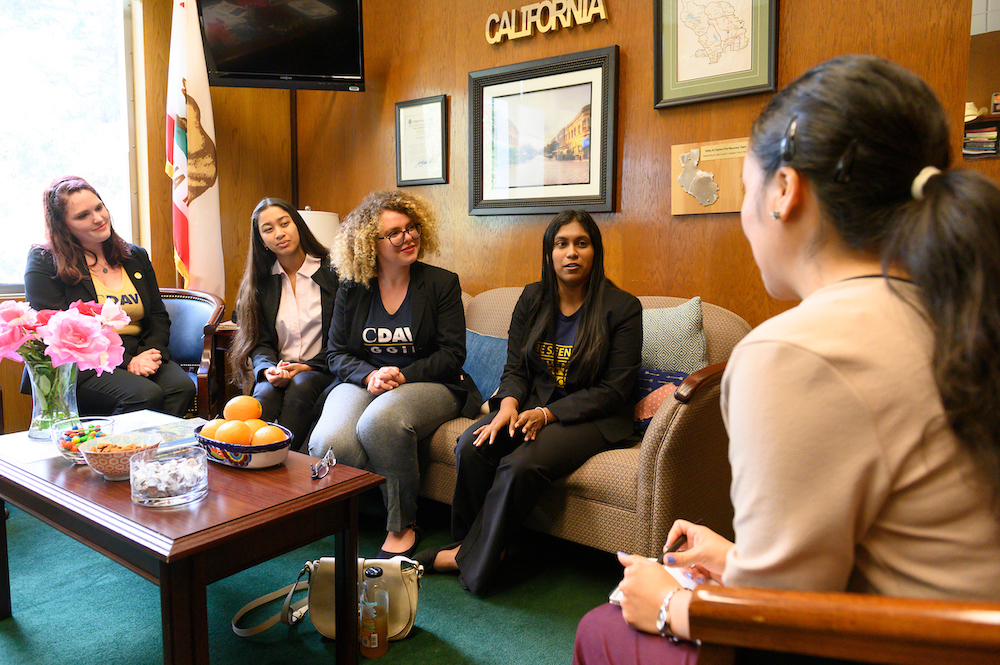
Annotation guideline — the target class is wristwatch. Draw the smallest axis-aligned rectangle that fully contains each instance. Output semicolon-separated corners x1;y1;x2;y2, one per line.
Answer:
656;588;683;639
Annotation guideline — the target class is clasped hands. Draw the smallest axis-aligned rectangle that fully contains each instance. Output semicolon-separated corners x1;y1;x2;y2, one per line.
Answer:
615;519;734;638
265;361;311;387
473;397;555;446
127;348;162;376
364;366;405;395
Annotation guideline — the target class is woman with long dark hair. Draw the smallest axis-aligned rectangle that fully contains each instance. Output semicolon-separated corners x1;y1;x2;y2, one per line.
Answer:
416;210;643;596
307;190;482;559
574;55;1000;664
228;197;338;450
24;175;194;416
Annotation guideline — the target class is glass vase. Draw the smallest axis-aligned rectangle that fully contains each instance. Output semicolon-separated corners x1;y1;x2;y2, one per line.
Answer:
25;360;79;440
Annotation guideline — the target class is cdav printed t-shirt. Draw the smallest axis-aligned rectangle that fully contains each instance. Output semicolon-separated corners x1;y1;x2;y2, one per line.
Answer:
361;284;417;369
92;271;143;336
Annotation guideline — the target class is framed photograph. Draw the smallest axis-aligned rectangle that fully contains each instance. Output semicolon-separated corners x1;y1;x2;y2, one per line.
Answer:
655;0;776;108
395;95;448;186
468;46;618;215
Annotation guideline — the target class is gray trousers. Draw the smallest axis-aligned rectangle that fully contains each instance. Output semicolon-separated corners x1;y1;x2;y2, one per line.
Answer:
307;381;461;531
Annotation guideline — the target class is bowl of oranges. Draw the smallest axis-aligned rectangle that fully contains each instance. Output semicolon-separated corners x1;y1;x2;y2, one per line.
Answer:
195;396;293;469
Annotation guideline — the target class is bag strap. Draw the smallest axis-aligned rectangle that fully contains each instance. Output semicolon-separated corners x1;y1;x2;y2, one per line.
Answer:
232;563;311;638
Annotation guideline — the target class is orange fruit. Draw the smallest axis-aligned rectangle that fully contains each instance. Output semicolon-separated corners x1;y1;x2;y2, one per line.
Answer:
252;425;287;446
244;418;268;435
223;395;262;421
215;420;253;446
200;418;225;440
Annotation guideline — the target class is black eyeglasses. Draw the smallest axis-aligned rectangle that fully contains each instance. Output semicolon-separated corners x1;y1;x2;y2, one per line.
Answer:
377;223;422;247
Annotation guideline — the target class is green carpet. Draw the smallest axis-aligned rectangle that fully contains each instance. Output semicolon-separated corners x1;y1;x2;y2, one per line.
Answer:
0;494;623;664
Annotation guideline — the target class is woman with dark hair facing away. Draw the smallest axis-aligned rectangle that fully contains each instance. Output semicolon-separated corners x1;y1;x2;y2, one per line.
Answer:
307;190;482;559
227;197;338;450
574;55;1000;665
416;210;643;596
24;175;195;416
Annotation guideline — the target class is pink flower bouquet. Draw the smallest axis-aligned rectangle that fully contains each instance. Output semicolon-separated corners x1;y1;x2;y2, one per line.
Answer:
0;299;130;438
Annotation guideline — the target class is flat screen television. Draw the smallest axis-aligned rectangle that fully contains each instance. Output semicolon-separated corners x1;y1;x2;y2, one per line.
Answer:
197;0;364;91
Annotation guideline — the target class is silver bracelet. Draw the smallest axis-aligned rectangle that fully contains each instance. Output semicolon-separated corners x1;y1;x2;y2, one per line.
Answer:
534;406;548;426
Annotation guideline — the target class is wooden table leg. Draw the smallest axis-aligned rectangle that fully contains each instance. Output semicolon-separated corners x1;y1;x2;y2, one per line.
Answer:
160;557;209;665
335;496;359;665
0;499;10;619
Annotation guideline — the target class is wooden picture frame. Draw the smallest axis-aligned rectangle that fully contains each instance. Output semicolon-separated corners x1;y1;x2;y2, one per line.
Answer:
395;95;448;186
655;0;777;108
468;46;618;215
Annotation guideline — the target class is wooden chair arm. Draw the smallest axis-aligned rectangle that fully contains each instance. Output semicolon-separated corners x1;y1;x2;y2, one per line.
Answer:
689;586;1000;665
674;361;727;404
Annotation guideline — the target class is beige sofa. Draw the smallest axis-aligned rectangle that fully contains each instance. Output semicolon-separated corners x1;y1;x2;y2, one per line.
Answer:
417;287;752;558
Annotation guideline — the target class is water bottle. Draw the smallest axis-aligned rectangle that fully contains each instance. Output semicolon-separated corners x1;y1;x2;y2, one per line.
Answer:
359;566;389;658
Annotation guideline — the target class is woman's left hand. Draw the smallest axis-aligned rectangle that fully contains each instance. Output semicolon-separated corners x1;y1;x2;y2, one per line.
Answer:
616;553;681;635
366;366;405;394
128;348;162;376
513;406;553;441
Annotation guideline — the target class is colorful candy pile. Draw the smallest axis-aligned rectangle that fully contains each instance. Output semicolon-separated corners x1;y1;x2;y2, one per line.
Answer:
56;423;109;453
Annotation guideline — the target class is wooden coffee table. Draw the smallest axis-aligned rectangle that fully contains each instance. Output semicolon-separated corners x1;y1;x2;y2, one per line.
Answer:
0;411;383;665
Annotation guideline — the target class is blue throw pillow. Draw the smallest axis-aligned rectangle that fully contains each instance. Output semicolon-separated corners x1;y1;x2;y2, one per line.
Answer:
464;330;507;402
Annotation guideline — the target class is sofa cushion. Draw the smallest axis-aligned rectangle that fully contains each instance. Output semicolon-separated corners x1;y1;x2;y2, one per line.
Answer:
641;297;708;375
464;330;507;403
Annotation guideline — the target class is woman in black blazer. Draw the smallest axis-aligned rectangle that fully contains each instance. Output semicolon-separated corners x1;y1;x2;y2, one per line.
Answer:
228;198;338;450
308;190;481;559
416;210;643;596
24;175;194;417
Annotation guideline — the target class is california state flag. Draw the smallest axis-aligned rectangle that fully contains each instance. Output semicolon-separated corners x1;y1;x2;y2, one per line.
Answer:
165;0;225;298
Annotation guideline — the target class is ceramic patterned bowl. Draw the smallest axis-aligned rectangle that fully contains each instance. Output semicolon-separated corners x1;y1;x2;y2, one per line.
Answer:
51;417;115;464
194;423;292;469
79;432;162;480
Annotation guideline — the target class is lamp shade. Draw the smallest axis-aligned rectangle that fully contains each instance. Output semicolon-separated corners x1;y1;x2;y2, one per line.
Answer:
298;208;340;250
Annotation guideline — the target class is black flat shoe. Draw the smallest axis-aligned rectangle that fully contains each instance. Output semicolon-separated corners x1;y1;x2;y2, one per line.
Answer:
414;541;462;575
377;525;423;560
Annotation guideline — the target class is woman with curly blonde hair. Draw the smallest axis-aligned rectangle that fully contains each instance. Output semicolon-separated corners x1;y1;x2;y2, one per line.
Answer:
308;190;482;558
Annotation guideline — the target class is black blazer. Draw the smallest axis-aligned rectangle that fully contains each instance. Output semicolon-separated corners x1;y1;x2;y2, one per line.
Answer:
24;244;172;365
491;281;643;443
327;261;482;419
250;263;339;381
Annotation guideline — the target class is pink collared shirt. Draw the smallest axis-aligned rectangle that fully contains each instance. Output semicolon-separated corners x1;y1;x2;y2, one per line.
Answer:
273;254;323;363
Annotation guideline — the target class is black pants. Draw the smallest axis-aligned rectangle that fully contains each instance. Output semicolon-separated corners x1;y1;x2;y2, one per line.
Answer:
452;410;609;596
77;359;195;417
253;370;334;451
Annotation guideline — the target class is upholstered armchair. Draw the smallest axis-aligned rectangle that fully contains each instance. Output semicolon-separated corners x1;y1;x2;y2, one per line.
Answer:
160;288;225;419
688;586;1000;664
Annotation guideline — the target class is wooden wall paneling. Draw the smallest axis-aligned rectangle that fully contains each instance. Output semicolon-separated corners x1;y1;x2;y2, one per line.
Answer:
140;0;293;314
290;0;984;328
141;0;174;285
967;31;1000;110
1;359;31;434
209;87;294;312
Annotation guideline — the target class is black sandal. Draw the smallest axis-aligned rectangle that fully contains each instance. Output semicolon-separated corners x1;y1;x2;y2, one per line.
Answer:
414;541;462;575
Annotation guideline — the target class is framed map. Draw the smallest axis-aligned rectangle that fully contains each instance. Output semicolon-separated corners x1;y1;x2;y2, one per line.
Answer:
655;0;776;108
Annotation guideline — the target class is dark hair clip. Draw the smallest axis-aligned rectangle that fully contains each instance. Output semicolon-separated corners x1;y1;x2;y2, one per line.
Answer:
833;139;858;184
780;117;797;162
